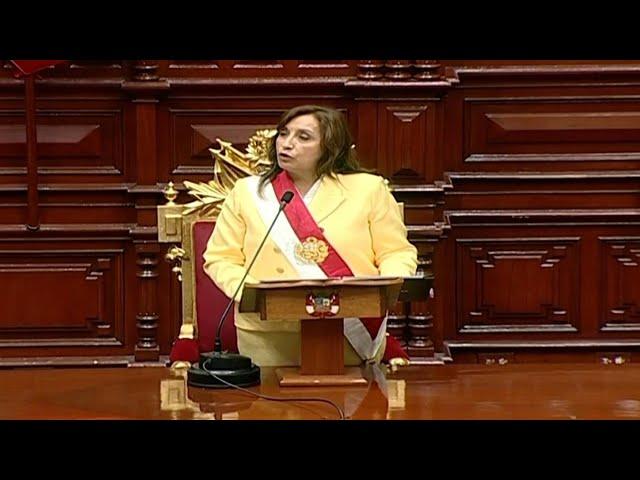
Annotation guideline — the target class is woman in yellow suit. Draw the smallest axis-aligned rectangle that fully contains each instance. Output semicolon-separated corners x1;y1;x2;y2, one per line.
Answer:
203;105;417;367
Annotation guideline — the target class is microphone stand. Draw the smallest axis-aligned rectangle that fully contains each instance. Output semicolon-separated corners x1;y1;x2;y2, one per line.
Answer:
188;191;294;389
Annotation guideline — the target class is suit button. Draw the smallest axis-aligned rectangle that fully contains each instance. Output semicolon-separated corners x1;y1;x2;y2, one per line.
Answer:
273;247;281;253
276;267;285;274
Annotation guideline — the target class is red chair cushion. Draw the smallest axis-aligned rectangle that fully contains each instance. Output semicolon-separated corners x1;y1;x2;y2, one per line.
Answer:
193;221;238;353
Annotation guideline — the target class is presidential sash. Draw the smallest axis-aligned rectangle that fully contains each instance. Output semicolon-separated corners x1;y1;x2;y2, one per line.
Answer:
248;171;387;361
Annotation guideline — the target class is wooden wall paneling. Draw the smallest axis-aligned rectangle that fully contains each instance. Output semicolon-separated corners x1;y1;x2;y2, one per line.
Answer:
353;101;378;171
463;98;640;172
122;61;169;362
162;60;358;79
600;237;640;333
377;102;433;183
167;107;284;179
0;240;127;357
455;236;581;335
2;60;640;365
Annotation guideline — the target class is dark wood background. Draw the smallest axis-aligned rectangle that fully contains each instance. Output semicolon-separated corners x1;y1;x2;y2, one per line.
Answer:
1;60;639;366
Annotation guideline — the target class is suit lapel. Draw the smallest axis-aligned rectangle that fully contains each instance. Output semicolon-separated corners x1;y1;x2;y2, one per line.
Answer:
308;176;345;223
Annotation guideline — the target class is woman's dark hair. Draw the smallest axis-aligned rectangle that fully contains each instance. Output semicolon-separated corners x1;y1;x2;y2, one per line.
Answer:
258;105;374;192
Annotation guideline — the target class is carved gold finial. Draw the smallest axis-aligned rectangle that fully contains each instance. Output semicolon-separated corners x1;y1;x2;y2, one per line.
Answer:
388;357;410;373
170;361;192;371
165;246;186;282
164;181;178;205
172;265;183;282
246;129;277;163
165;245;185;262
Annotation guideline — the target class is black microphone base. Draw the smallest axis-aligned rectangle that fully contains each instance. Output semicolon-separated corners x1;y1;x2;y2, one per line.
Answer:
187;351;261;389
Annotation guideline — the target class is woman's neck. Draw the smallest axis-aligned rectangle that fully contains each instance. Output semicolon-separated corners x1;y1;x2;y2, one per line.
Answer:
288;171;317;197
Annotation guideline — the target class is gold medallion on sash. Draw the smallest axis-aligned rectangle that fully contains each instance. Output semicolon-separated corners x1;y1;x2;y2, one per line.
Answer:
294;236;329;264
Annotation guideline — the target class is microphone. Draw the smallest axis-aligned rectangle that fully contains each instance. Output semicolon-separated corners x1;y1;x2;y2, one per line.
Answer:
188;190;295;389
213;189;293;353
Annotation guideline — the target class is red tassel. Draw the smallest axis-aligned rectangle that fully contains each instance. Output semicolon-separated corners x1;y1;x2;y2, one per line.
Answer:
169;338;200;364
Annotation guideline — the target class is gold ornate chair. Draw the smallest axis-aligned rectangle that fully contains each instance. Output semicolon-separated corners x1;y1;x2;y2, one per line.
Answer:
158;130;410;369
158;130;274;368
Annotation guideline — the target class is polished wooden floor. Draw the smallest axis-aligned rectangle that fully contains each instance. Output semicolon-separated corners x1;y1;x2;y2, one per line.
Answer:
1;363;640;420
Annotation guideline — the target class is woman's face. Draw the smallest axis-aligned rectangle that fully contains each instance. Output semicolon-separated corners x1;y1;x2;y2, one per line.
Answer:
276;114;323;178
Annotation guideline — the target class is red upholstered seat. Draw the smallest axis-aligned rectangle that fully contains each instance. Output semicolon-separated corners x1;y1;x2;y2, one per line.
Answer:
192;221;238;353
169;221;238;364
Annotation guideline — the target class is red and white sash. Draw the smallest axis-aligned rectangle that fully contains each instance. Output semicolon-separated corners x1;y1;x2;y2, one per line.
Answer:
247;171;387;361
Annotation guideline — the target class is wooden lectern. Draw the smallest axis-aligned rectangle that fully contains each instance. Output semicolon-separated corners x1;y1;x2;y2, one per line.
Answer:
239;277;404;387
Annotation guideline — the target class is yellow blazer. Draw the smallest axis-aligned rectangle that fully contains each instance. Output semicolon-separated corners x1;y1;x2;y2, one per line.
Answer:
203;173;418;336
